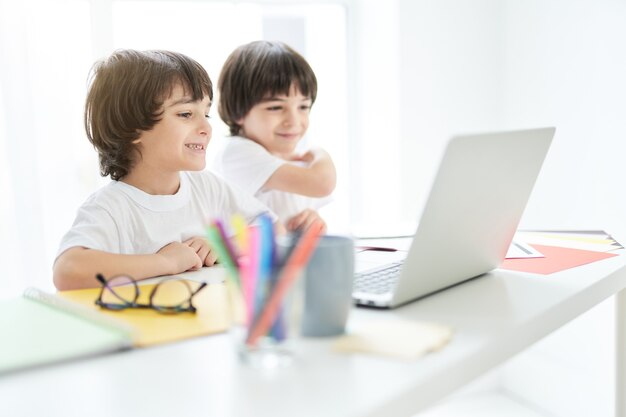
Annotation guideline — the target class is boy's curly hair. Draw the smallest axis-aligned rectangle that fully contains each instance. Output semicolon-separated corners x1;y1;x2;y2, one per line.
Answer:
85;49;213;180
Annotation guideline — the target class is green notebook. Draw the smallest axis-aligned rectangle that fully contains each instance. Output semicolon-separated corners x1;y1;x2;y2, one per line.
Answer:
0;288;133;375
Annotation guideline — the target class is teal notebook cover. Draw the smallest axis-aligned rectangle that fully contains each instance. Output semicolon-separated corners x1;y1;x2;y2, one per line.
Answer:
0;288;133;375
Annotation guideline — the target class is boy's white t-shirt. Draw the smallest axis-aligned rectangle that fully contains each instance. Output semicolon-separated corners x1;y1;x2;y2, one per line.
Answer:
56;170;272;258
214;136;331;224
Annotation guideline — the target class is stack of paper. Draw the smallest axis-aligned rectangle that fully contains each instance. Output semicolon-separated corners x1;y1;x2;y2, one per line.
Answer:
514;230;623;253
500;230;622;275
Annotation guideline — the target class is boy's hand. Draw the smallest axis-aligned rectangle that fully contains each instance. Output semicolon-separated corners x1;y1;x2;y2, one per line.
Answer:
157;241;203;274
184;236;218;266
286;209;327;233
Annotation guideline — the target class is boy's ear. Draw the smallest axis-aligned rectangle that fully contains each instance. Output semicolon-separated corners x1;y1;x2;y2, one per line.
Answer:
132;139;142;144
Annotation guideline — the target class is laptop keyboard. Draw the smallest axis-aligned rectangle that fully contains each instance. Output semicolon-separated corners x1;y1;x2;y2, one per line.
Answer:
354;261;404;294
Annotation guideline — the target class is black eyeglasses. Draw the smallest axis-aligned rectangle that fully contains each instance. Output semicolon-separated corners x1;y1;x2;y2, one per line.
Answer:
95;273;208;314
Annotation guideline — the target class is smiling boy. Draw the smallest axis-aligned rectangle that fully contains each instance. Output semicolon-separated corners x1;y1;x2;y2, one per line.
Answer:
53;50;273;290
215;41;336;232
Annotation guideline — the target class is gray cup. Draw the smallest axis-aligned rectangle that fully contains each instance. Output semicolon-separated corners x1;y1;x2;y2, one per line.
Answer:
301;235;355;337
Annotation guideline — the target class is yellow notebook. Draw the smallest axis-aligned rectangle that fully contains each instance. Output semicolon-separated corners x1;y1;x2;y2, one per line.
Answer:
58;280;236;347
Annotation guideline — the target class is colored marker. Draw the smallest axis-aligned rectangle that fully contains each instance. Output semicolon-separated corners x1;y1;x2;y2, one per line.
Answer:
231;213;249;254
205;223;240;288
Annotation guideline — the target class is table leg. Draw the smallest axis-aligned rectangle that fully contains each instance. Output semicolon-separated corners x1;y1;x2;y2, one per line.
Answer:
617;289;626;417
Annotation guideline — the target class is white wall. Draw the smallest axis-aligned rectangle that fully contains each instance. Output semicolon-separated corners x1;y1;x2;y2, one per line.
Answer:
503;0;626;235
398;0;506;226
394;0;626;237
347;0;404;236
350;0;506;237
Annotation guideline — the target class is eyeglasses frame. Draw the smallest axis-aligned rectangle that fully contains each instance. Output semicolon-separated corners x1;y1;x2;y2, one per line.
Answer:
95;273;208;314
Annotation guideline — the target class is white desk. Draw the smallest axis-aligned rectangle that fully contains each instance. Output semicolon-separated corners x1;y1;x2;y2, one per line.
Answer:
2;254;626;417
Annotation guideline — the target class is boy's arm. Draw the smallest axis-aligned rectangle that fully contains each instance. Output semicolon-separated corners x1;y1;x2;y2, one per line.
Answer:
53;242;203;291
263;147;336;198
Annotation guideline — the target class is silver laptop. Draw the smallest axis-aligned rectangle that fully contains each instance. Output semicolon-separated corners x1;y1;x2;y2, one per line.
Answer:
353;127;555;308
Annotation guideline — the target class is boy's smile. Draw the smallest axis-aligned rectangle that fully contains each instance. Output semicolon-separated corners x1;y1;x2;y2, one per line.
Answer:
185;143;206;151
122;83;212;195
237;84;311;158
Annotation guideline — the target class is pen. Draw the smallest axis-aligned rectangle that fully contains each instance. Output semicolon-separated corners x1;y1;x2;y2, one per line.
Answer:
214;219;240;268
355;245;398;252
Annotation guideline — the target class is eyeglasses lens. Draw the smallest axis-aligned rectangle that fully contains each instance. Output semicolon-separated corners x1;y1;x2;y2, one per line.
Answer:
101;275;137;306
151;279;193;310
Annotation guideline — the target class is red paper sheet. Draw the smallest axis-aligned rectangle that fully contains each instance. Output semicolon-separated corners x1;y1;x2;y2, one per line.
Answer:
500;244;618;275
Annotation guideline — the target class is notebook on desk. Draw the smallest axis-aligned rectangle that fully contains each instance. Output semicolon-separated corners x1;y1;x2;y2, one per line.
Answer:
353;127;555;308
0;288;133;375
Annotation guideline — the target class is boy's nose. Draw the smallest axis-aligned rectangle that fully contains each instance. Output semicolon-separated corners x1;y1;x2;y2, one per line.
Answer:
283;108;300;126
199;117;212;137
